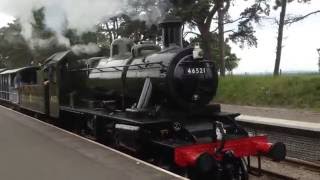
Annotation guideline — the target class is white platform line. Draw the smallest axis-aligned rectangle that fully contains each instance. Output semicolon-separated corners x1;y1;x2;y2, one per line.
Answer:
237;115;320;132
0;105;188;180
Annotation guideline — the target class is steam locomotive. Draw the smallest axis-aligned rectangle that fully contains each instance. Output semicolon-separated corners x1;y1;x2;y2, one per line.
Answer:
0;17;286;180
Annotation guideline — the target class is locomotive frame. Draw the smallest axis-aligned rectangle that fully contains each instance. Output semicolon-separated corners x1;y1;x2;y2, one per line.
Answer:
0;16;286;180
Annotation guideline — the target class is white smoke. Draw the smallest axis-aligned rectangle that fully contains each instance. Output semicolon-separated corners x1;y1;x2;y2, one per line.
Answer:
0;0;42;44
0;0;170;51
71;43;100;56
126;0;169;26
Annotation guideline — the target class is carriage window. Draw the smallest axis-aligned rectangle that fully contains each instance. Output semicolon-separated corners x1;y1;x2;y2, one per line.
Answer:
21;70;37;84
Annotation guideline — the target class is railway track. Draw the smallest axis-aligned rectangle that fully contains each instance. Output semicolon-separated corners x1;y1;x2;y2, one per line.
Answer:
248;156;320;180
241;117;320;180
250;168;295;180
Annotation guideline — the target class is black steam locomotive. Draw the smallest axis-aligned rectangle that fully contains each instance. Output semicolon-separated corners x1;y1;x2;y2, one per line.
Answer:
0;17;286;180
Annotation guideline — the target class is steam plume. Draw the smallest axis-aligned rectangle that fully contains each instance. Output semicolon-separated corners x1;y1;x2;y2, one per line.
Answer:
71;43;100;55
0;0;170;52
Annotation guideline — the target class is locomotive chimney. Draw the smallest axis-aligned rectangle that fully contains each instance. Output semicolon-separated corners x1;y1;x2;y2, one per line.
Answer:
160;16;183;48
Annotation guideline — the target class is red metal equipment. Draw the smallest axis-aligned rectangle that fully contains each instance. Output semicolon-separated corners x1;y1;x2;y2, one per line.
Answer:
174;135;286;168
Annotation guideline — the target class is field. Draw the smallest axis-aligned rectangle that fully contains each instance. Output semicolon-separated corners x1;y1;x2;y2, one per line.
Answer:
215;74;320;111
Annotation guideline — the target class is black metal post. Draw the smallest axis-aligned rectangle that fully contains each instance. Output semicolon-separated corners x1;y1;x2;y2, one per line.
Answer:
258;154;262;176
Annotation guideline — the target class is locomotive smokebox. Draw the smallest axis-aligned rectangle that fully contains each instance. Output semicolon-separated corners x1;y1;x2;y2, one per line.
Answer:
160;16;183;48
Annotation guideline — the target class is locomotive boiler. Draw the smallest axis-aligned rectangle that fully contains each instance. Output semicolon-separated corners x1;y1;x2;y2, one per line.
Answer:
87;17;218;112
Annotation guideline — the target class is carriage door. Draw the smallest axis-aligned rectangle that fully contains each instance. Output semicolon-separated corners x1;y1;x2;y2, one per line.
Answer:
48;65;60;118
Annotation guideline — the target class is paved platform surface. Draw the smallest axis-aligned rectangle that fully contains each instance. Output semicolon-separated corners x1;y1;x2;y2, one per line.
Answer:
236;114;320;132
221;104;320;123
0;105;185;180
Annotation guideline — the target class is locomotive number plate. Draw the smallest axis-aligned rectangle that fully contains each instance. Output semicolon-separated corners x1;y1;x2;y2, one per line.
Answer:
186;67;207;74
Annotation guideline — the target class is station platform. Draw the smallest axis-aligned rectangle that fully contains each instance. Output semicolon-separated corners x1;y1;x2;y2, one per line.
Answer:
221;104;320;132
0;105;186;180
221;104;320;123
221;104;320;163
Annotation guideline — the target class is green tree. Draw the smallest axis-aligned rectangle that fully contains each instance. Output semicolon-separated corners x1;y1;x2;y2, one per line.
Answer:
172;0;269;75
27;8;67;63
118;15;160;42
1;10;59;68
0;21;33;68
190;33;240;73
272;0;320;76
0;8;103;68
171;0;222;67
225;52;240;74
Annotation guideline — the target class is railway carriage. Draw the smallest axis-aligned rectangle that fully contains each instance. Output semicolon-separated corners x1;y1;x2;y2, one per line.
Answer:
0;66;38;104
0;16;286;180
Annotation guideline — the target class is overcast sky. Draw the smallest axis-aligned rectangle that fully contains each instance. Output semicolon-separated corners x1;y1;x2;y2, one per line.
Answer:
228;0;320;74
0;12;13;27
0;1;319;73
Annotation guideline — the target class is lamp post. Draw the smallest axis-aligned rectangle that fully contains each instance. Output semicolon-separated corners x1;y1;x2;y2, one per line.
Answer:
317;49;320;73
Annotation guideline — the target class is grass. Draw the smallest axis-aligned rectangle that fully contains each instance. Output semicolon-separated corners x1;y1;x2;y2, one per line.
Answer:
215;74;320;112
